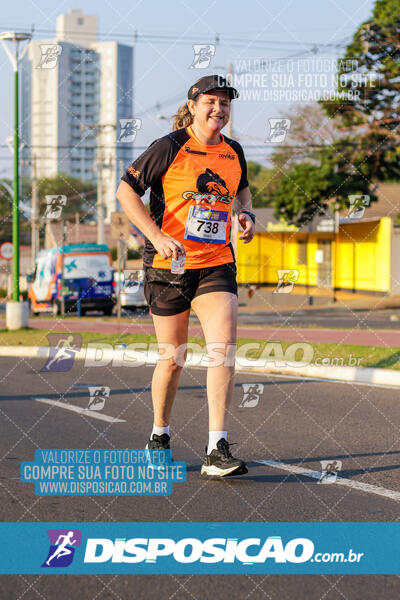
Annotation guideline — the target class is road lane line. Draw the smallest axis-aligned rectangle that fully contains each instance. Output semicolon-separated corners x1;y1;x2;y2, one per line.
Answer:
256;460;400;502
32;397;126;423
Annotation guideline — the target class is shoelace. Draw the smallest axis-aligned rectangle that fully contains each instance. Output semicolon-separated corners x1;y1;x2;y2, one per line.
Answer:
219;440;237;459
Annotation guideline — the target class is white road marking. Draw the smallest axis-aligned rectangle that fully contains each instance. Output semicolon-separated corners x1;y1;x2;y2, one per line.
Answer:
256;460;400;502
32;397;126;423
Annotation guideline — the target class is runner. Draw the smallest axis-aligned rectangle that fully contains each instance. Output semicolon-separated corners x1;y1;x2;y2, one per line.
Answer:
45;531;77;566
117;74;256;477
45;335;78;371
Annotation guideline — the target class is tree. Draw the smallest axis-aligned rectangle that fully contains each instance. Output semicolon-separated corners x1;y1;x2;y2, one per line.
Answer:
271;0;400;226
274;142;378;226
247;161;279;208
0;179;32;245
21;173;96;221
271;104;344;171
321;0;400;181
37;173;96;219
0;179;12;218
0;173;96;245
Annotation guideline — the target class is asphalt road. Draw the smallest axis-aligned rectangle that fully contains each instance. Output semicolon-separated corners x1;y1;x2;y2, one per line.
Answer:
1;356;400;598
2;301;400;330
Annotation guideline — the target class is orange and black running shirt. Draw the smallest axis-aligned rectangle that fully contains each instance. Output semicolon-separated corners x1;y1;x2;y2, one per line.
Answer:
121;125;248;269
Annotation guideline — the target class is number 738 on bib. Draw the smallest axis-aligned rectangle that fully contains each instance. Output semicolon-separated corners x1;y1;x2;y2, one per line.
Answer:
184;206;228;244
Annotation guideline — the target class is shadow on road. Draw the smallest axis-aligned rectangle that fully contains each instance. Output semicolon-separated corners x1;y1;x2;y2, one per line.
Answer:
0;379;314;402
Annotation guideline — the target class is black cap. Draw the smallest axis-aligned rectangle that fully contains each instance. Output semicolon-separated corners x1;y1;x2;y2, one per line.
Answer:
188;74;239;101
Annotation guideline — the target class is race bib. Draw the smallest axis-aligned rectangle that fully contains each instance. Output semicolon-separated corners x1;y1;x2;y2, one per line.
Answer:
184;206;228;244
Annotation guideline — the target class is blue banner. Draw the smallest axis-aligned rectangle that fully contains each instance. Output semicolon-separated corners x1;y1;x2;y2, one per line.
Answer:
20;449;186;496
0;522;398;574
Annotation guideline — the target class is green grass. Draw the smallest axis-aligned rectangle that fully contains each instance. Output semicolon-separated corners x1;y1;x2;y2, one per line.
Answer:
237;338;400;370
0;328;159;348
29;314;151;324
0;328;399;371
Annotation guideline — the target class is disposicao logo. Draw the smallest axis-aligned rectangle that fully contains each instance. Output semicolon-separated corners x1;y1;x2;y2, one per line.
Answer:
42;529;82;568
83;536;314;564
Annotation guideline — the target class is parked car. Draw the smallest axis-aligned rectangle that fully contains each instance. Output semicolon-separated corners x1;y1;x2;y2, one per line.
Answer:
28;243;115;316
120;277;147;312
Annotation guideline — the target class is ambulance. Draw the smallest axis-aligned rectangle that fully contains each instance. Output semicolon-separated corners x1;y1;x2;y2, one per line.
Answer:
28;243;115;316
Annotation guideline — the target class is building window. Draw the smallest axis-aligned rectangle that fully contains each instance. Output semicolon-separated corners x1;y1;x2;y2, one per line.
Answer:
297;240;307;265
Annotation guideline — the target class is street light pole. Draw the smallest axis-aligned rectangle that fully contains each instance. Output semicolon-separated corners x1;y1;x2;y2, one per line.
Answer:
13;61;19;300
31;153;39;269
0;31;31;302
96;153;105;244
333;204;339;303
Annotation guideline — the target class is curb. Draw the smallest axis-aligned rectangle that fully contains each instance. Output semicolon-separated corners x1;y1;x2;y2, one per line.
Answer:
1;345;399;388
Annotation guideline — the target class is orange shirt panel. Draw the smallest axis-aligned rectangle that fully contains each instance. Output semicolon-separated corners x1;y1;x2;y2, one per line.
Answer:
153;127;243;269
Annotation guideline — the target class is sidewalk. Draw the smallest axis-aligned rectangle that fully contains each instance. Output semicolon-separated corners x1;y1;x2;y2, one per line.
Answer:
237;286;397;313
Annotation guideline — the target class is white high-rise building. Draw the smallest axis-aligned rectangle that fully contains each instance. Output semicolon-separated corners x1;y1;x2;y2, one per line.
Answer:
20;8;134;222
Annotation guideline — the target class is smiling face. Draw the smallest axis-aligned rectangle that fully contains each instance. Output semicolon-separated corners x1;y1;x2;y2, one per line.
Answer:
188;89;230;137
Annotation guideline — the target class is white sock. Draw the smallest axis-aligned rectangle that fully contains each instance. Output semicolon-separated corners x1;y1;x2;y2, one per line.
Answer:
207;431;227;455
151;425;170;438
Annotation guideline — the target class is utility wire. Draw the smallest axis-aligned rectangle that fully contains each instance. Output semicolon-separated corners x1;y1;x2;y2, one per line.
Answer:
0;23;351;49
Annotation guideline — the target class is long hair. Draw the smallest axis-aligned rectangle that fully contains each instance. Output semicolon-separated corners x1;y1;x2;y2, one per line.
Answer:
172;101;194;131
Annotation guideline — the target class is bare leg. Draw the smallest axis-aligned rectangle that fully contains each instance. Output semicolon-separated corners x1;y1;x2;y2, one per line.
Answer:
150;309;190;427
190;292;237;431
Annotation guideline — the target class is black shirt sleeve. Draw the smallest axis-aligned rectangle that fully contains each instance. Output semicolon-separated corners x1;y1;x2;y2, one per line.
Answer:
121;134;178;197
225;138;249;192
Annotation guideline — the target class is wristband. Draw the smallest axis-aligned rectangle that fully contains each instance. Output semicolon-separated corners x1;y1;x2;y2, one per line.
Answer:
239;210;256;224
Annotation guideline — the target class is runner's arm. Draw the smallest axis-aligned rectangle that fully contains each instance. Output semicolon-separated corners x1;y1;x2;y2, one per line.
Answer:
233;186;256;244
116;182;185;259
233;185;252;214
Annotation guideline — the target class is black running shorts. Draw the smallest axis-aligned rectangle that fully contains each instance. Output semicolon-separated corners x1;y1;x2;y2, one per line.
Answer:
144;262;238;316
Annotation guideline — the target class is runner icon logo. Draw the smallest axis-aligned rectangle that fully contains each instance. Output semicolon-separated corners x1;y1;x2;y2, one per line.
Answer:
123;269;144;294
318;460;342;484
189;44;216;69
42;529;82;567
346;195;370;219
36;44;62;69
240;383;264;408
41;334;82;372
274;270;299;294
87;386;110;411
43;195;67;220
118;119;142;143
265;118;291;143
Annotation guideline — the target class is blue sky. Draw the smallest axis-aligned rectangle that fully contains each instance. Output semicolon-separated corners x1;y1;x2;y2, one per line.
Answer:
0;0;376;177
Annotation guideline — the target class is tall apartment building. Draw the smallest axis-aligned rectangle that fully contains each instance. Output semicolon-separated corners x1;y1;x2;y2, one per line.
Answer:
20;9;134;222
